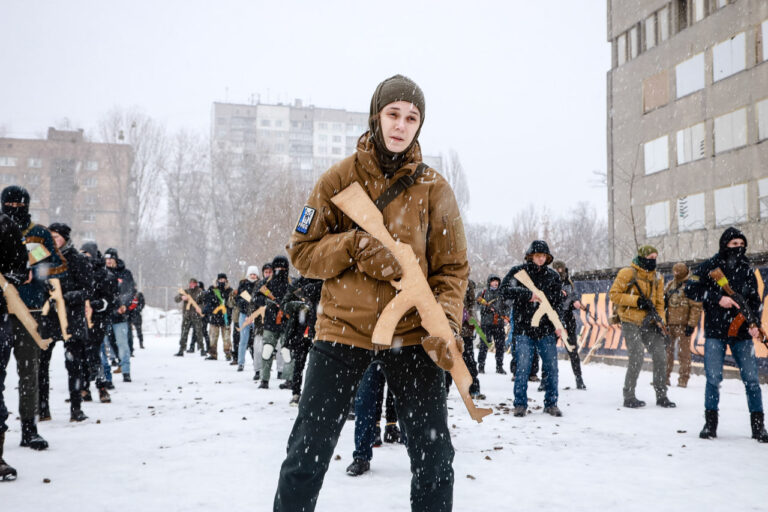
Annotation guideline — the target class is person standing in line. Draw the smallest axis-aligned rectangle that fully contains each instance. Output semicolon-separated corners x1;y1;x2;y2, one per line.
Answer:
663;262;701;388
129;290;145;350
103;249;136;382
551;261;586;390
476;274;507;374
174;278;205;357
234;267;260;372
205;274;234;361
258;256;290;389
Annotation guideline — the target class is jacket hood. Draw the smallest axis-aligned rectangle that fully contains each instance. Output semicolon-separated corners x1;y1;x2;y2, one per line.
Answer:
719;227;747;253
486;274;501;287
524;240;553;266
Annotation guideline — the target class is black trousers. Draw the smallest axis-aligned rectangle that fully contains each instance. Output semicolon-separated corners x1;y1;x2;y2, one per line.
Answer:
274;341;454;512
85;320;109;390
446;335;481;395
477;324;505;370
289;337;312;396
0;313;13;433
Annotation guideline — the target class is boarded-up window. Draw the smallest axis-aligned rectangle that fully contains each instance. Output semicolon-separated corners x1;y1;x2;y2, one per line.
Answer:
676;122;706;164
644;135;669;174
714;184;747;226
646;201;670;237
713;32;745;82
643;71;669;112
758;98;768;141
714;107;747;153
677;193;706;231
676;53;705;98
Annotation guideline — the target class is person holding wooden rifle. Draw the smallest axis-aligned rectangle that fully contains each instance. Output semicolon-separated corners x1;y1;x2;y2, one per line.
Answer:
274;75;469;512
685;227;768;443
43;223;93;422
204;273;234;361
663;262;701;388
257;255;291;389
2;185;68;451
233;266;261;371
103;248;136;382
174;277;205;357
501;240;564;417
552;261;587;390
458;279;483;399
609;245;675;409
0;212;30;480
476;274;507;374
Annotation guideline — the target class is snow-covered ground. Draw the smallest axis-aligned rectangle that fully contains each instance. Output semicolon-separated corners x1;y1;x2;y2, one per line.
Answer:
3;307;767;511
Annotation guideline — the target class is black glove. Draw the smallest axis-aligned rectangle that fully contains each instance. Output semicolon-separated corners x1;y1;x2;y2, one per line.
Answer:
684;326;695;337
636;296;654;312
38;314;57;341
63;290;85;306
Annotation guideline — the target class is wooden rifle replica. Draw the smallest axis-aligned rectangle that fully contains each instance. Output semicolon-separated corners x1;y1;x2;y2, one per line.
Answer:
41;277;71;341
710;267;768;347
331;182;492;423
85;299;94;329
178;288;203;317
0;274;52;350
512;270;575;352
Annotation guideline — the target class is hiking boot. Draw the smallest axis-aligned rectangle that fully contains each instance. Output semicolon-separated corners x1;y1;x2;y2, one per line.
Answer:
174;350;184;357
373;427;383;447
677;380;688;388
537;383;545;392
70;407;88;423
0;432;17;481
258;380;269;389
699;410;718;439
543;406;563;417
104;382;115;390
237;365;244;372
229;360;238;366
113;366;122;374
99;388;111;403
478;367;485;374
470;391;486;400
656;397;676;408
39;403;51;422
623;397;646;408
205;355;217;360
123;374;132;383
384;423;401;444
751;412;768;443
346;458;370;476
528;375;540;382
20;420;48;450
225;353;232;361
186;347;195;353
496;367;507;375
81;388;93;402
576;377;587;390
513;406;527;417
289;394;300;406
278;380;292;390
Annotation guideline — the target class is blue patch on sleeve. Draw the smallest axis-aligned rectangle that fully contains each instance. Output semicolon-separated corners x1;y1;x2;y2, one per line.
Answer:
295;206;316;234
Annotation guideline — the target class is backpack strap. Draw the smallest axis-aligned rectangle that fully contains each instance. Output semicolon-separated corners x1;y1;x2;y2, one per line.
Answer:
374;163;427;212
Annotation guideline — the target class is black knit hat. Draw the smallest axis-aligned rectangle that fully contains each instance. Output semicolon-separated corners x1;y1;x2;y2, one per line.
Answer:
104;247;119;260
524;240;553;265
80;241;100;258
48;222;72;241
217;273;228;280
271;255;289;270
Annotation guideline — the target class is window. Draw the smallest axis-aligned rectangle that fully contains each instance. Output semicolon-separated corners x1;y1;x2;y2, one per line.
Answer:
275;120;283;128
693;0;706;22
629;25;640;59
84;177;98;188
677;0;688;31
645;201;670;237
759;178;768;219
659;6;670;42
85;160;99;171
318;134;327;142
714;107;747;153
260;119;271;127
758;98;768;141
715;184;747;225
716;0;728;7
644;135;669;174
332;135;342;143
82;231;95;241
712;33;745;82
83;213;96;223
676;53;705;97
642;71;669;112
0;157;17;167
332;147;342;155
645;15;656;50
763;20;768;62
617;33;627;66
26;174;41;185
318;122;328;130
676;122;706;164
0;173;13;184
84;195;97;206
677;193;706;231
27;158;42;168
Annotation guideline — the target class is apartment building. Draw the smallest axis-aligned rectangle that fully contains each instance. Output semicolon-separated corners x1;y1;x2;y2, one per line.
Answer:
211;99;442;180
0;127;134;251
607;0;768;265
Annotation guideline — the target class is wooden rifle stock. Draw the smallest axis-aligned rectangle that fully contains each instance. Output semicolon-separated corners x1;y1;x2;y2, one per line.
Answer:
709;267;768;345
331;182;492;423
512;270;574;351
178;288;203;316
0;274;52;350
41;278;71;341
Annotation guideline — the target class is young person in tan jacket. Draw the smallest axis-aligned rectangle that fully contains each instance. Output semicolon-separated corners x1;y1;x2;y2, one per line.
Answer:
609;245;675;409
663;262;702;387
273;75;469;512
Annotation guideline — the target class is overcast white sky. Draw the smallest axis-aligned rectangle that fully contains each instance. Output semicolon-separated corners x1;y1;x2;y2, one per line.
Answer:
0;1;610;226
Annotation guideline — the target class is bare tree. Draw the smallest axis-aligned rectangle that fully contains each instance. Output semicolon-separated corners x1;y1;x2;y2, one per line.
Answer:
441;149;470;215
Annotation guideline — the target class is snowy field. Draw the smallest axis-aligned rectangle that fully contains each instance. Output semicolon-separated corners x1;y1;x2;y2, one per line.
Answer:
3;307;767;511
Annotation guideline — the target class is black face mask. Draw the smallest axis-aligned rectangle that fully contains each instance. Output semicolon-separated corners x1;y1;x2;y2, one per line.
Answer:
636;256;657;271
2;204;30;230
722;245;746;266
218;281;226;289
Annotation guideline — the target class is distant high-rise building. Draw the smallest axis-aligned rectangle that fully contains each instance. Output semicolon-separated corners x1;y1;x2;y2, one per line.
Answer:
211;99;442;180
0;127;134;252
607;0;768;265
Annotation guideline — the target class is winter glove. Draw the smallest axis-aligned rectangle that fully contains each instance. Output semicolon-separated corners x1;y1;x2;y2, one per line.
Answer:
63;290;85;306
636;296;654;312
354;231;403;281
684;326;695;337
38;313;57;341
422;334;463;372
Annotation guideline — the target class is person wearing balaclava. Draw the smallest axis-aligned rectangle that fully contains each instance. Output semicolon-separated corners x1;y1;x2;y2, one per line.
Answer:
174;278;205;357
609;245;675;409
205;273;234;361
663;262;702;388
552;260;587;390
234;266;260;370
686;227;768;443
258;255;291;388
1;186;68;451
276;75;469;510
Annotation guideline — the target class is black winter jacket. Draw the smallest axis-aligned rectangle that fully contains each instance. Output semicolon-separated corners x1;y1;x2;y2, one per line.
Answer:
257;270;290;333
88;257;119;330
476;274;505;327
0;214;28;315
501;261;563;340
107;258;136;324
58;243;95;340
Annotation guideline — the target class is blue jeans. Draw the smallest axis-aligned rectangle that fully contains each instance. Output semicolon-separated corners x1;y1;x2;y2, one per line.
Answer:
514;334;558;408
104;322;131;375
238;313;251;366
353;362;385;461
99;339;113;384
704;338;763;412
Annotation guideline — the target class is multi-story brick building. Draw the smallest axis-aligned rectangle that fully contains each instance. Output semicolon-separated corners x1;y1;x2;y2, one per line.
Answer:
0;127;134;252
607;0;768;265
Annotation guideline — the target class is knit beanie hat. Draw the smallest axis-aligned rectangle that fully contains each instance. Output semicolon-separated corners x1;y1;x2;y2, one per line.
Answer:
672;262;688;281
48;222;72;241
637;245;658;258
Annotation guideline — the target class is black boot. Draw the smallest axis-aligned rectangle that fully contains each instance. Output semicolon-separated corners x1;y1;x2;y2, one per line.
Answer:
623;397;646;408
345;458;370;476
81;387;93;402
39;402;51;422
575;377;587;390
0;432;17;481
384;423;401;444
750;412;768;443
699;410;718;439
20;420;48;450
174;349;184;357
656;396;676;408
70;406;88;423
